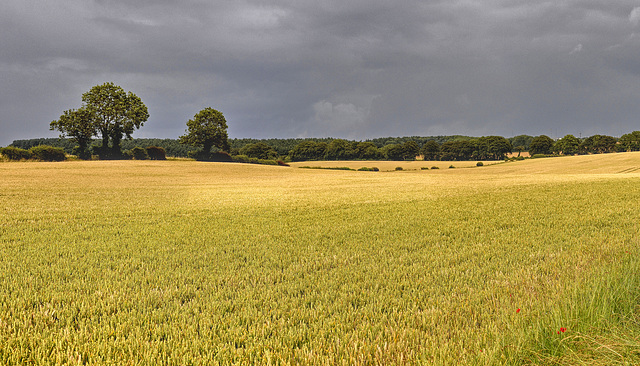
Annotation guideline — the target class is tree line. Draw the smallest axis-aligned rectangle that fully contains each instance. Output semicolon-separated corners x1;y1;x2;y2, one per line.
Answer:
3;82;640;162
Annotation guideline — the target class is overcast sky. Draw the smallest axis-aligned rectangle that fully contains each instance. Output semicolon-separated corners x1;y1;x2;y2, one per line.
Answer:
1;1;640;146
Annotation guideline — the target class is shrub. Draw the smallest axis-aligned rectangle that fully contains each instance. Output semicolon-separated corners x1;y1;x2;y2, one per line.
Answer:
121;150;134;160
421;167;429;170
358;167;379;171
449;165;455;169
146;146;166;160
531;154;547;159
29;145;66;161
131;147;150;160
395;166;403;171
431;166;439;169
476;162;484;166
0;146;33;160
232;155;278;165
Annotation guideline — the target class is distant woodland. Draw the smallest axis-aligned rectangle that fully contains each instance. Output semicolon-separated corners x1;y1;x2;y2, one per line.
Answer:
7;132;640;162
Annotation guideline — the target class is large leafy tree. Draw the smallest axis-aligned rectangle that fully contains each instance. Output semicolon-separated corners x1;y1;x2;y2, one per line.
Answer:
528;135;555;155
179;108;230;160
50;82;148;159
476;136;512;160
421;140;441;161
552;134;580;155
82;82;149;158
618;131;640;152
50;107;95;159
579;134;617;154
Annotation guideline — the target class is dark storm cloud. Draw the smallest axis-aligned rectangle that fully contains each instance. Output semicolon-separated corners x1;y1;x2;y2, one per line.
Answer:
1;0;640;146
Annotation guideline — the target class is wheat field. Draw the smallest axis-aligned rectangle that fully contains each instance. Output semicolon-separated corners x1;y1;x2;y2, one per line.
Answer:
1;153;639;365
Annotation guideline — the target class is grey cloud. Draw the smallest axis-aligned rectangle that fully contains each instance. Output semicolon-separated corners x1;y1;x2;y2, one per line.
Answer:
2;0;640;146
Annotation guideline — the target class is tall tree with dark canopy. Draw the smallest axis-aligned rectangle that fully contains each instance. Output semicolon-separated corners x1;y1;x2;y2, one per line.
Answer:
179;107;230;160
82;82;149;159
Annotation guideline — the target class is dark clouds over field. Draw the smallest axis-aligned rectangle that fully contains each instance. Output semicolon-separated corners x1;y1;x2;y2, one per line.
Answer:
2;1;640;146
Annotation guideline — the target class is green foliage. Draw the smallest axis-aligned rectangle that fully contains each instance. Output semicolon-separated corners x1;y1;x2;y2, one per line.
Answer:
383;144;405;161
401;140;420;160
421;140;441;161
395;166;403;171
531;154;548;159
82;82;149;159
50;108;95;159
353;141;383;160
0;146;32;160
324;139;355;160
529;135;555;155
475;136;512;160
618;131;640;152
476;161;483;166
579;134;617;154
449;165;455;168
509;135;534;150
130;147;149;160
553;134;580;155
357;167;379;171
441;140;475;161
232;155;279;166
146;146;166;160
299;166;354;171
421;167;429;170
288;141;328;161
179;108;230;160
29;145;66;162
431;166;439;169
239;142;278;160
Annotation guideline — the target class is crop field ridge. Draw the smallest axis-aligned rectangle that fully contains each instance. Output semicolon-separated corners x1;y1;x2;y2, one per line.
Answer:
1;152;640;365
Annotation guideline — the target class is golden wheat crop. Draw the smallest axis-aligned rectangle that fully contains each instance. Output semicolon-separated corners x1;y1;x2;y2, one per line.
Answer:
1;153;639;365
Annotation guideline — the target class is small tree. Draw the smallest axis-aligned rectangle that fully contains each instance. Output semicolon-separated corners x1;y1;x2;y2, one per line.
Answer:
179;108;230;160
50;108;95;160
146;146;167;160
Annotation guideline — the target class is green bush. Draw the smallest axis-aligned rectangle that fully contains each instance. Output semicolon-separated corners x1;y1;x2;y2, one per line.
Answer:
531;154;547;159
0;146;33;160
421;167;429;170
476;162;484;166
131;147;149;160
146;146;166;160
357;167;379;171
29;145;66;161
395;166;403;171
431;166;439;169
232;155;278;165
449;165;455;169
